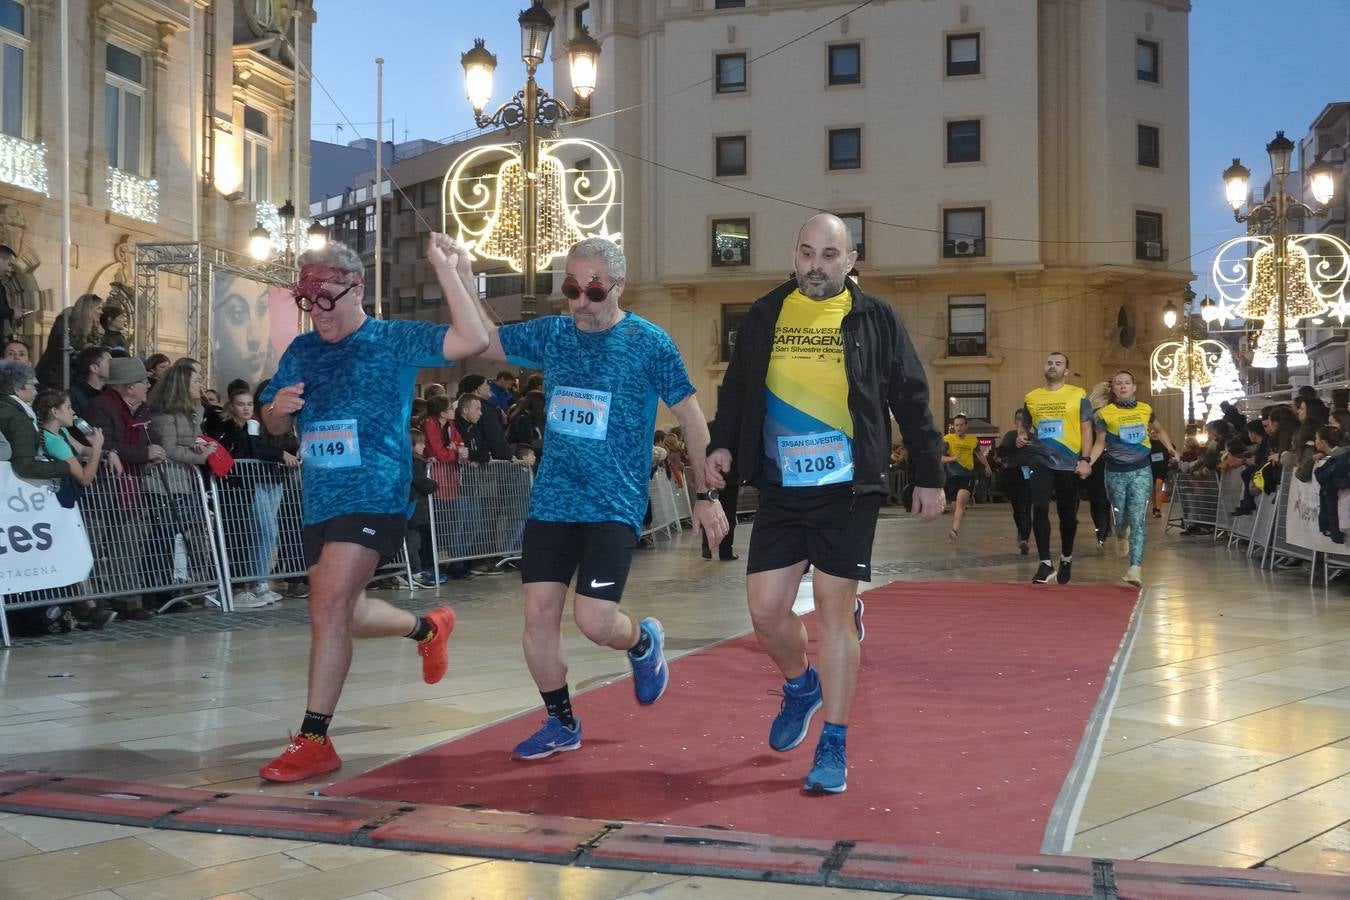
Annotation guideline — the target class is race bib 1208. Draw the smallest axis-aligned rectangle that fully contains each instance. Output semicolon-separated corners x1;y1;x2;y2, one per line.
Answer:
777;430;854;487
301;419;361;468
547;387;611;440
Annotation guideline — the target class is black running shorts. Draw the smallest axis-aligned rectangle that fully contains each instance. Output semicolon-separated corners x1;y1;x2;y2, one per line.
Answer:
521;519;637;603
944;474;973;501
747;486;882;581
302;513;407;569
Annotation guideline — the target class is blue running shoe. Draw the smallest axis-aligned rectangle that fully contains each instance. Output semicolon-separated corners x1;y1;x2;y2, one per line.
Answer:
630;617;668;704
804;732;848;793
853;596;865;643
768;669;823;752
512;715;582;760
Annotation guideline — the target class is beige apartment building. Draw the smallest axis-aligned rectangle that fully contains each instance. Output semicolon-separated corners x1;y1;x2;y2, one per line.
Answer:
525;0;1195;433
0;0;313;363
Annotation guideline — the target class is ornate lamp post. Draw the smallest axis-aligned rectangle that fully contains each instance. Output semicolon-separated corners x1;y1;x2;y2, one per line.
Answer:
461;2;602;319
248;199;329;265
1151;287;1230;441
1223;131;1337;386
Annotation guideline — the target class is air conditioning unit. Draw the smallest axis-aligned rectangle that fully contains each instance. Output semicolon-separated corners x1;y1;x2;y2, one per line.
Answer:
951;337;981;356
953;239;978;256
720;246;742;263
1142;241;1164;260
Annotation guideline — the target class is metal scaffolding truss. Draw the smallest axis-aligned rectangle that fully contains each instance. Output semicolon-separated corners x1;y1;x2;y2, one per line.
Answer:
133;242;295;376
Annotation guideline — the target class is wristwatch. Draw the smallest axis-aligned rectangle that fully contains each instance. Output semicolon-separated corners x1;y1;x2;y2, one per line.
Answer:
696;490;719;502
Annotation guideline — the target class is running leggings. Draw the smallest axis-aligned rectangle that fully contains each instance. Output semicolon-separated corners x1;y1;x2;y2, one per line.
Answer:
1028;466;1081;560
1105;466;1152;566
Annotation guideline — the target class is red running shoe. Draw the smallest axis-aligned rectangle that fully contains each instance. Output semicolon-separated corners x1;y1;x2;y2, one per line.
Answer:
418;606;456;684
259;734;341;782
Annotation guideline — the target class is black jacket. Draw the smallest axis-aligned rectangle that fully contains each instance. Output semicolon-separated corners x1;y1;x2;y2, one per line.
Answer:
707;277;944;493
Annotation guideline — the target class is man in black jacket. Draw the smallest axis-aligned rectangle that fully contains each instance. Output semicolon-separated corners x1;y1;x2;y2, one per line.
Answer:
705;213;945;794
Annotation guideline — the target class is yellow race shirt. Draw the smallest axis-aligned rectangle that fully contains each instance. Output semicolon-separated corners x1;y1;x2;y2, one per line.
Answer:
943;433;980;474
1094;401;1155;471
762;288;854;487
1023;385;1091;471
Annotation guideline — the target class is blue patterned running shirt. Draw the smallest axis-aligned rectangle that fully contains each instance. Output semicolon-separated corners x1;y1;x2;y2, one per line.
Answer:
499;312;696;534
260;317;450;525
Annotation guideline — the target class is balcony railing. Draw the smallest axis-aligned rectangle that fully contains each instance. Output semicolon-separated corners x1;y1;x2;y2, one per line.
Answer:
107;167;159;223
0;133;49;196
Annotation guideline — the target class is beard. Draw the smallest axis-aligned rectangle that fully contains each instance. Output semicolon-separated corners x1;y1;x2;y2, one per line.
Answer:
798;268;847;299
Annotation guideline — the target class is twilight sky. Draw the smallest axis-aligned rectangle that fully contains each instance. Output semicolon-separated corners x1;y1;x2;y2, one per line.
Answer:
311;0;1350;298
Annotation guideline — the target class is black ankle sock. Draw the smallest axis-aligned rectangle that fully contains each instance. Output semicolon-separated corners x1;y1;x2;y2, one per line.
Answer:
541;686;576;729
405;616;433;642
299;709;333;742
629;628;652;659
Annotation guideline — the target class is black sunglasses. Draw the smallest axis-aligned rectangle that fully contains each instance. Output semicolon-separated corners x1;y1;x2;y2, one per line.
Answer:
293;283;357;312
560;274;618;302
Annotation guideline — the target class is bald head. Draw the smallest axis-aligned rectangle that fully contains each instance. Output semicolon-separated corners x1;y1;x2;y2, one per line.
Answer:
794;213;857;299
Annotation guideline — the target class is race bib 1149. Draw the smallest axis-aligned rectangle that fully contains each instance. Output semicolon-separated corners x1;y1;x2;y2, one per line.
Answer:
301;419;361;468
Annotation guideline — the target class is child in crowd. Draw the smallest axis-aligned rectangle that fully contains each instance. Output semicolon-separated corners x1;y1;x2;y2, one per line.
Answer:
408;429;440;589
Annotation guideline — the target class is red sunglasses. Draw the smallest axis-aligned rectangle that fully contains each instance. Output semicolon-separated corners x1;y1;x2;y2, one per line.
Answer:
560;274;617;302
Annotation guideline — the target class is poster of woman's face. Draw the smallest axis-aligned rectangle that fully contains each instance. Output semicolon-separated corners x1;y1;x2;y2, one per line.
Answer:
210;270;299;394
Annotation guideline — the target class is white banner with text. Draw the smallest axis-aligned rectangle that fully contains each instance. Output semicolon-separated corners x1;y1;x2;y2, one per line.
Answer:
0;464;93;596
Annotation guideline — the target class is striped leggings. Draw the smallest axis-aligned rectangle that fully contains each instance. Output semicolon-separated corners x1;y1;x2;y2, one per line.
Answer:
1105;466;1153;566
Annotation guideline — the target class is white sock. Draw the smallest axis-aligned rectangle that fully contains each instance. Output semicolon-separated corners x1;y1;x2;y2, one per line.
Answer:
1060;555;1072;563
1041;559;1053;566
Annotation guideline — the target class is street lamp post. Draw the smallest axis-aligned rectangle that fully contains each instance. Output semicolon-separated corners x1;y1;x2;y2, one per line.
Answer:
461;2;601;319
1223;130;1337;387
248;200;329;265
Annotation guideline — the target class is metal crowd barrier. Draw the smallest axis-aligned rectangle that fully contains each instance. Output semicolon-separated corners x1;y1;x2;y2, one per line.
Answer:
1213;468;1245;538
645;470;682;539
1268;472;1314;574
1246;489;1280;562
424;459;533;568
1164;471;1221;535
1;461;226;645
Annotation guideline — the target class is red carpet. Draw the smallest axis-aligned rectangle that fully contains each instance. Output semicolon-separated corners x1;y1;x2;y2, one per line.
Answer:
330;581;1140;855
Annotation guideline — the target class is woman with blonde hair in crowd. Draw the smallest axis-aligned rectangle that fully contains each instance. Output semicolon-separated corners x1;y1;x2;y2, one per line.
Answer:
145;360;219;602
35;293;102;387
1086;369;1179;586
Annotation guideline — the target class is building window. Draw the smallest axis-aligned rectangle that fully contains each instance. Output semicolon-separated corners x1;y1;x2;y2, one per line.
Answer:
946;119;981;164
422;181;439;207
947;296;987;356
105;42;146;174
1136;39;1159;83
711;218;750;267
946;33;980;77
715;53;746;93
397;288;415;314
721;303;751;362
715;135;747;177
420;282;441;307
1135;211;1165;260
1137;124;1160;168
827;43;860;86
838;212;865;261
828;127;861;170
397;190;413;213
944;380;991;422
243;104;270;203
397;236;419;264
573;2;590;36
714;0;746;7
943;207;985;258
0;0;27;138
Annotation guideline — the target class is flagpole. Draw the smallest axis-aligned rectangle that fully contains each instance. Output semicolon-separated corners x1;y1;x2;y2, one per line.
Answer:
58;0;70;389
374;58;384;320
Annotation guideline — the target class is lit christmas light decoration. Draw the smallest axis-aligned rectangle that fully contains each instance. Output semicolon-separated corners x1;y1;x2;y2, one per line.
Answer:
1149;336;1227;394
1202;348;1245;421
444;137;623;273
1234;240;1323;321
1250;316;1309;369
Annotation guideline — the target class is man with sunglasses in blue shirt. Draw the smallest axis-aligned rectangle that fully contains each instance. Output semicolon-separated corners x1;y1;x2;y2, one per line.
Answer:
255;236;488;782
452;236;728;760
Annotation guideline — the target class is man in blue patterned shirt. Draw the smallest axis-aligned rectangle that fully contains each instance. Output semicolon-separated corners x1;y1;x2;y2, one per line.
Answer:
461;236;727;760
256;236;488;782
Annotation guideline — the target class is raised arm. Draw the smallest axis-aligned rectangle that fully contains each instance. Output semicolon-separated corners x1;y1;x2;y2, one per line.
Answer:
427;234;489;361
